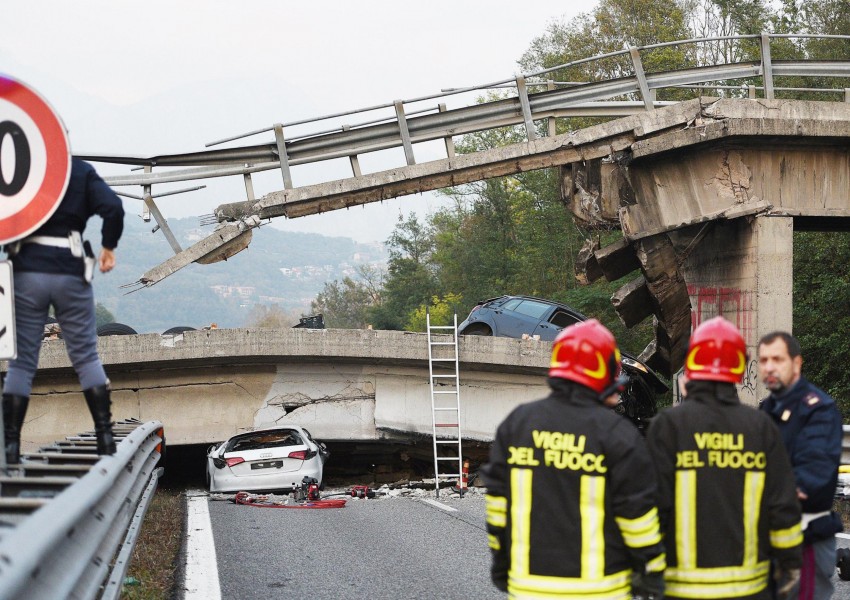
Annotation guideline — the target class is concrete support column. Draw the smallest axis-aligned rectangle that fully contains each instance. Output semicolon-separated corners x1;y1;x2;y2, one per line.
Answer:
681;216;793;405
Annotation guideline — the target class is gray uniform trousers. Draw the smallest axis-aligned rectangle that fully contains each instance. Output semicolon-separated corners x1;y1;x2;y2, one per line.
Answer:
4;271;107;397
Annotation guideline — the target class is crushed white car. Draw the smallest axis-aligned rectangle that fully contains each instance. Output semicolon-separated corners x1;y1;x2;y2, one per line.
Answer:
206;426;329;493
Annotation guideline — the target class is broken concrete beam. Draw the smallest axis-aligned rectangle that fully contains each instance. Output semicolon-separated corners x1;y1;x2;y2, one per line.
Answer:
612;276;654;328
575;237;604;285
595;238;641;281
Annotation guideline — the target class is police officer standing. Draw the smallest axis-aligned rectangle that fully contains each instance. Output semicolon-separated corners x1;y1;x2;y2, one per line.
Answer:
758;331;843;600
4;158;124;462
482;319;666;599
647;317;803;599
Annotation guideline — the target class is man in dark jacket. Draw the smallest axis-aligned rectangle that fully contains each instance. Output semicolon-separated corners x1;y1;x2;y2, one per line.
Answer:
481;319;666;599
647;316;803;599
4;158;124;462
759;331;843;600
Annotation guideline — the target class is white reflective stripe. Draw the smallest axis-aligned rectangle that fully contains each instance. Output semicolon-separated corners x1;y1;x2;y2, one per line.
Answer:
675;470;697;569
743;471;764;566
24;235;71;248
510;468;533;577
770;523;804;548
581;475;606;579
486;494;507;511
486;494;508;527
488;512;507;527
509;569;631;596
616;506;662;548
665;568;769;599
666;561;770;582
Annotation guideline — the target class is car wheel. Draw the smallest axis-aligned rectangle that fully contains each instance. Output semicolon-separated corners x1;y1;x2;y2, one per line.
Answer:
838;548;850;581
462;325;491;336
97;322;138;336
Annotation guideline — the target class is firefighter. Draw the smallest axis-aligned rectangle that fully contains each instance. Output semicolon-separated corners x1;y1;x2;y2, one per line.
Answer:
481;319;666;599
646;317;803;600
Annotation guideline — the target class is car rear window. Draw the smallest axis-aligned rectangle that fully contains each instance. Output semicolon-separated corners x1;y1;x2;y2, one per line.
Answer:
550;310;581;328
512;300;551;319
226;430;303;452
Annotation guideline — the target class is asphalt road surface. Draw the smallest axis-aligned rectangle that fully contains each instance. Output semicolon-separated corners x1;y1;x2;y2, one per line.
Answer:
194;490;850;599
208;490;502;599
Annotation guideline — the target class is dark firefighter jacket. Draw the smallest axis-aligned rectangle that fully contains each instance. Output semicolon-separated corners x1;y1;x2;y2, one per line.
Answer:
647;381;803;600
481;378;666;599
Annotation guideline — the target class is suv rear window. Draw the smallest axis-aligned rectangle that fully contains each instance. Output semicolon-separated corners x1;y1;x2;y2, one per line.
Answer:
226;430;303;452
549;310;581;328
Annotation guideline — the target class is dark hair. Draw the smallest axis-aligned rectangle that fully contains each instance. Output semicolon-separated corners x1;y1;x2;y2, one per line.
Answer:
758;331;801;358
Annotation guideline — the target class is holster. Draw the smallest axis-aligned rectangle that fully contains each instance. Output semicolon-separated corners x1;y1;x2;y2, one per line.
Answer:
83;241;95;283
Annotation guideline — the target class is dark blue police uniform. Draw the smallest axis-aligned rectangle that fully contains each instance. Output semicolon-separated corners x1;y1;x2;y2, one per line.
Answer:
3;158;124;461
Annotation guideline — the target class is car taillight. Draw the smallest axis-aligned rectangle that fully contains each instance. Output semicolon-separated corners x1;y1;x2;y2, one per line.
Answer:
225;457;245;467
288;450;307;460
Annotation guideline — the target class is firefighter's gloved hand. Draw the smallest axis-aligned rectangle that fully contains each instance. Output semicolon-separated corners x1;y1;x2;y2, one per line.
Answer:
775;567;801;599
631;570;664;599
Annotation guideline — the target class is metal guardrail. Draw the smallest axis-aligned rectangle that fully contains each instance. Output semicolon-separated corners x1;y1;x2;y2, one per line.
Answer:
0;419;165;600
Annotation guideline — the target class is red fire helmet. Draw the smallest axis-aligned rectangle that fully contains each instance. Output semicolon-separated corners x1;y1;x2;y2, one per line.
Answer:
549;319;622;393
685;316;747;384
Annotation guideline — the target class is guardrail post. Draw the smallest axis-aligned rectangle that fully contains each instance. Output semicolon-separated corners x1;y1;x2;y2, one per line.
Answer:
760;33;775;100
438;104;455;158
243;173;255;202
142;166;152;222
394;101;416;165
629;47;654;111
273;123;294;189
547;81;557;137
141;169;183;254
342;125;363;176
845;89;850;103
516;76;538;141
748;85;757;99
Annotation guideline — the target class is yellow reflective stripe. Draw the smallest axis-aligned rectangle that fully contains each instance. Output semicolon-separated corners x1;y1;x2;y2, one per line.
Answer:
488;533;500;550
510;468;533;577
770;522;804;549
743;471;764;566
580;475;606;580
615;506;662;548
665;562;769;598
486;494;507;528
675;470;697;569
507;589;630;600
486;494;507;512
646;552;667;574
509;569;631;596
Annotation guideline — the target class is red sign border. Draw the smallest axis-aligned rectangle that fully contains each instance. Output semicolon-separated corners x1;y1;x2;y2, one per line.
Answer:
0;75;71;245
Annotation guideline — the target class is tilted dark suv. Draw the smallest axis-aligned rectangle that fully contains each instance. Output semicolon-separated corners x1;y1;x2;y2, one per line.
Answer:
458;295;667;430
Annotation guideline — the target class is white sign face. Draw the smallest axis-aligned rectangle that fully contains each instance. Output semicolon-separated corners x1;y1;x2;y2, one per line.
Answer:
0;75;71;245
0;261;15;360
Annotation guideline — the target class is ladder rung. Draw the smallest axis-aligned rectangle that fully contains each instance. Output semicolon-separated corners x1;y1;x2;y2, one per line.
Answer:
436;473;462;478
430;342;455;346
436;457;462;461
435;424;459;427
433;391;458;395
428;326;456;330
430;358;455;362
432;374;456;378
436;440;460;444
433;407;459;410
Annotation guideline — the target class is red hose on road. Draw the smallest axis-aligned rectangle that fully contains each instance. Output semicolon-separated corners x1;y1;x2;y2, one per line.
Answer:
233;491;347;509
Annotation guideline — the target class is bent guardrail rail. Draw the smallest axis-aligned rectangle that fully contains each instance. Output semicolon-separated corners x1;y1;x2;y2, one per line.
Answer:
0;419;164;600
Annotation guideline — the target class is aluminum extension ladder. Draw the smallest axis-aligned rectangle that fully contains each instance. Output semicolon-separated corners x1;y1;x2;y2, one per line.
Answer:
426;312;463;498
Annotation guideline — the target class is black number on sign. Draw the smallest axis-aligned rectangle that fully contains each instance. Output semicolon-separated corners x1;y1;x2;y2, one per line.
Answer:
0;121;31;197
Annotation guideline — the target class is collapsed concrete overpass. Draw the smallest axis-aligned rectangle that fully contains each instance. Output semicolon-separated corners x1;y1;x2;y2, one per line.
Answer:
18;328;552;449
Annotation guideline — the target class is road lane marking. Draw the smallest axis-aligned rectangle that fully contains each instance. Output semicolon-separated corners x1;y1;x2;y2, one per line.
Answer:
421;498;458;512
184;494;221;600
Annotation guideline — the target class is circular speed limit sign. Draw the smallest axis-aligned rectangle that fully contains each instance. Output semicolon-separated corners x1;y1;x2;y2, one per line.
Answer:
0;75;71;245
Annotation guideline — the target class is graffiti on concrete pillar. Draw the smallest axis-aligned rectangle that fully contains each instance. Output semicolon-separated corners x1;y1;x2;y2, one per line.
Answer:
687;284;754;347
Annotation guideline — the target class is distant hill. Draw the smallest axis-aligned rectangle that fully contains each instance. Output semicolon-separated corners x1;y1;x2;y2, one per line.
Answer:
91;217;386;333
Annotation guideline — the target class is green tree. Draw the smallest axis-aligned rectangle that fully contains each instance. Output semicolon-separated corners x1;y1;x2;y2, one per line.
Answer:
405;293;464;332
311;266;382;329
95;303;115;329
369;215;437;330
245;304;295;328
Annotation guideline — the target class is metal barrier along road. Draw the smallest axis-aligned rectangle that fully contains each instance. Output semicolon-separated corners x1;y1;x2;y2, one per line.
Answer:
0;419;165;600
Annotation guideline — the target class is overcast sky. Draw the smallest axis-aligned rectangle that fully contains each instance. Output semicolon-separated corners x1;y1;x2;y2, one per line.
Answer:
3;1;595;243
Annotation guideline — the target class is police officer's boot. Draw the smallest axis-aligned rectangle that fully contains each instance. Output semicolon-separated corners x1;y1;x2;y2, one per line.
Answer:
3;394;29;464
83;385;116;456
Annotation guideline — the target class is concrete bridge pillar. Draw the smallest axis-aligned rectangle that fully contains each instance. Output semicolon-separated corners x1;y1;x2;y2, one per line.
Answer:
680;215;793;404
